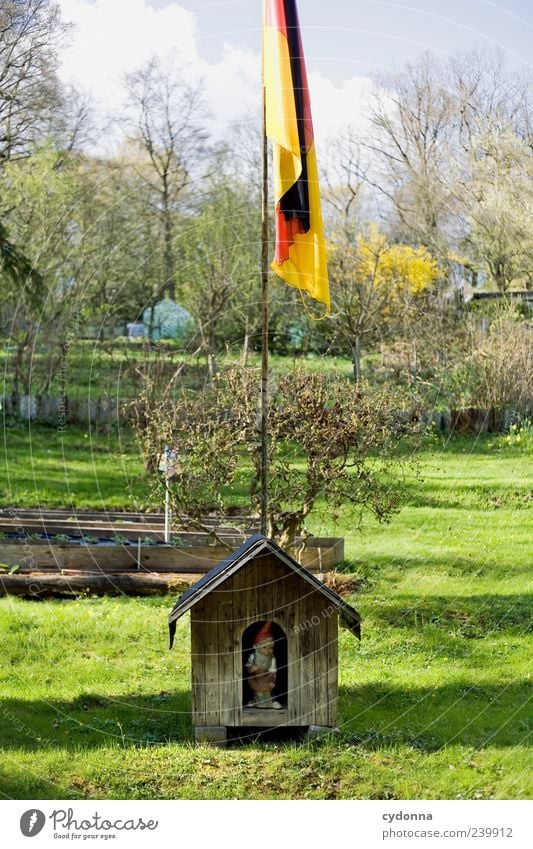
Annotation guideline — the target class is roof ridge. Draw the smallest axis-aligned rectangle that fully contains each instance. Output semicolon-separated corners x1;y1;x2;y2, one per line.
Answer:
168;535;361;648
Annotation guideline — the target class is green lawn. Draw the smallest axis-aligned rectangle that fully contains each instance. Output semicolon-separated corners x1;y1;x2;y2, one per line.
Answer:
0;429;531;799
0;339;356;400
0;424;147;510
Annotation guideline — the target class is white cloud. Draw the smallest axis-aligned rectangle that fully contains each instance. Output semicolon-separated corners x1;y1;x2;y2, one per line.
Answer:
57;0;372;153
58;0;198;137
203;43;261;136
309;72;374;152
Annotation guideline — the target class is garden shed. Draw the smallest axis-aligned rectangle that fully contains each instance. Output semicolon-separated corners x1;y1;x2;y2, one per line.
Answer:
168;534;361;743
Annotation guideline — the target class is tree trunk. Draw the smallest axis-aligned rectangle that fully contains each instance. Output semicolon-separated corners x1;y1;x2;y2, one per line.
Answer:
352;334;361;383
13;333;33;397
207;328;217;382
162;177;175;300
144;451;159;474
240;316;250;367
12;344;23;398
207;353;217;383
146;304;155;342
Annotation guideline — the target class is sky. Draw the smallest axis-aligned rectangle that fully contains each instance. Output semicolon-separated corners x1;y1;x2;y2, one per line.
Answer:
56;0;532;152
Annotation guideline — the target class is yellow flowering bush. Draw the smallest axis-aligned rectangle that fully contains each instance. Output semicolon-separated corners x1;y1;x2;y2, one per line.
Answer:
328;223;440;379
352;225;439;298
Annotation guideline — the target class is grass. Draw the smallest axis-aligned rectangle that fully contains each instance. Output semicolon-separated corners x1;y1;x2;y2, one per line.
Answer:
0;339;356;400
0;424;147;510
0;428;531;799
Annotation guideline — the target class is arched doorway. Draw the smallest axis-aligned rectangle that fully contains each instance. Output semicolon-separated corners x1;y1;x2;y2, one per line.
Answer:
242;620;288;709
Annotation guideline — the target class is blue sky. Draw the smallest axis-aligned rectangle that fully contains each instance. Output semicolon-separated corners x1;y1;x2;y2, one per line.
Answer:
57;0;531;151
148;0;532;79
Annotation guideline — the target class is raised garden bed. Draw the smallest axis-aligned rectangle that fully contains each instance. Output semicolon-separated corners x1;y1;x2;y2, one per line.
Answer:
0;536;344;573
0;509;345;597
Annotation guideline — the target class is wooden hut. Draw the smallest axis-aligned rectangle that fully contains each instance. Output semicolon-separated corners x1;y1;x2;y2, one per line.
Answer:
168;534;361;743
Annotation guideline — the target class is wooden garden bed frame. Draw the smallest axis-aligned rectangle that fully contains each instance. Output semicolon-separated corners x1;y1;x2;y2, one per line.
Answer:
0;536;343;572
0;535;345;597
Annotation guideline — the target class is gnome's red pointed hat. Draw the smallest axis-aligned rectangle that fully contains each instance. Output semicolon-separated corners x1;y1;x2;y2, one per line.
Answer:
254;620;273;644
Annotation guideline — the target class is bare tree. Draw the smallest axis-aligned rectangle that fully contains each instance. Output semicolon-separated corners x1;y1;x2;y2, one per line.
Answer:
0;0;68;165
361;48;533;273
329;225;439;382
461;129;533;291
50;84;96;157
0;1;69;294
123;55;209;300
324;128;366;234
362;54;456;265
449;47;532;151
329;228;389;382
224;107;263;190
178;179;259;381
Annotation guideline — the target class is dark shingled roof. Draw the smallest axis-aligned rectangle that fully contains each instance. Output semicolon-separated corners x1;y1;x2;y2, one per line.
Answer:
168;534;361;648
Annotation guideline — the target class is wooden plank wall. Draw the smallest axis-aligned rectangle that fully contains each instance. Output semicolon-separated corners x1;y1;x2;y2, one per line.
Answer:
190;598;206;723
0;539;343;573
190;553;338;727
326;601;338;726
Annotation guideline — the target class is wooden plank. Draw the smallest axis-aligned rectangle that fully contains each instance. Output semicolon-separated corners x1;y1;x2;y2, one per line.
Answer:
261;554;275;622
0;544;237;572
299;588;326;726
242;557;264;626
0;543;139;570
142;546;230;571
230;564;248;725
326;607;339;727
0;572;192;598
298;614;312;724
202;593;220;726
0;520;248;533
248;556;266;622
271;563;300;726
0;520;252;544
0;541;342;572
190;599;206;727
313;600;331;727
297;545;340;570
268;565;299;726
294;583;309;725
193;725;227;746
217;579;236;726
0;508;255;525
241;708;289;727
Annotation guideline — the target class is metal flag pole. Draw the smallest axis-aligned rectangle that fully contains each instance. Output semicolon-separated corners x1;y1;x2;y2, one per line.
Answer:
164;479;171;544
260;85;269;537
159;444;176;544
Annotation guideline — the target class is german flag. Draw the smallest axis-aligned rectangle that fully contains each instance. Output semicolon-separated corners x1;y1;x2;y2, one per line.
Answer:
263;0;329;312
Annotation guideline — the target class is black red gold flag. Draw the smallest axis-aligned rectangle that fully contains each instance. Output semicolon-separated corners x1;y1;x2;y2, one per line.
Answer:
262;0;330;311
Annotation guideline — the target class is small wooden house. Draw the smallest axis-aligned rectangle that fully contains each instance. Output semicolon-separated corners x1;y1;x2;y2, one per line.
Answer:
169;534;361;743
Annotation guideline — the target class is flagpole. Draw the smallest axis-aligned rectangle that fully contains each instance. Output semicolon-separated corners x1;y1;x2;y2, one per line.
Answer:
260;85;269;537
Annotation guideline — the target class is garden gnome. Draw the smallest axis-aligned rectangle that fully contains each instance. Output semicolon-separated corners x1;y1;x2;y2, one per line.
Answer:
245;620;282;709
